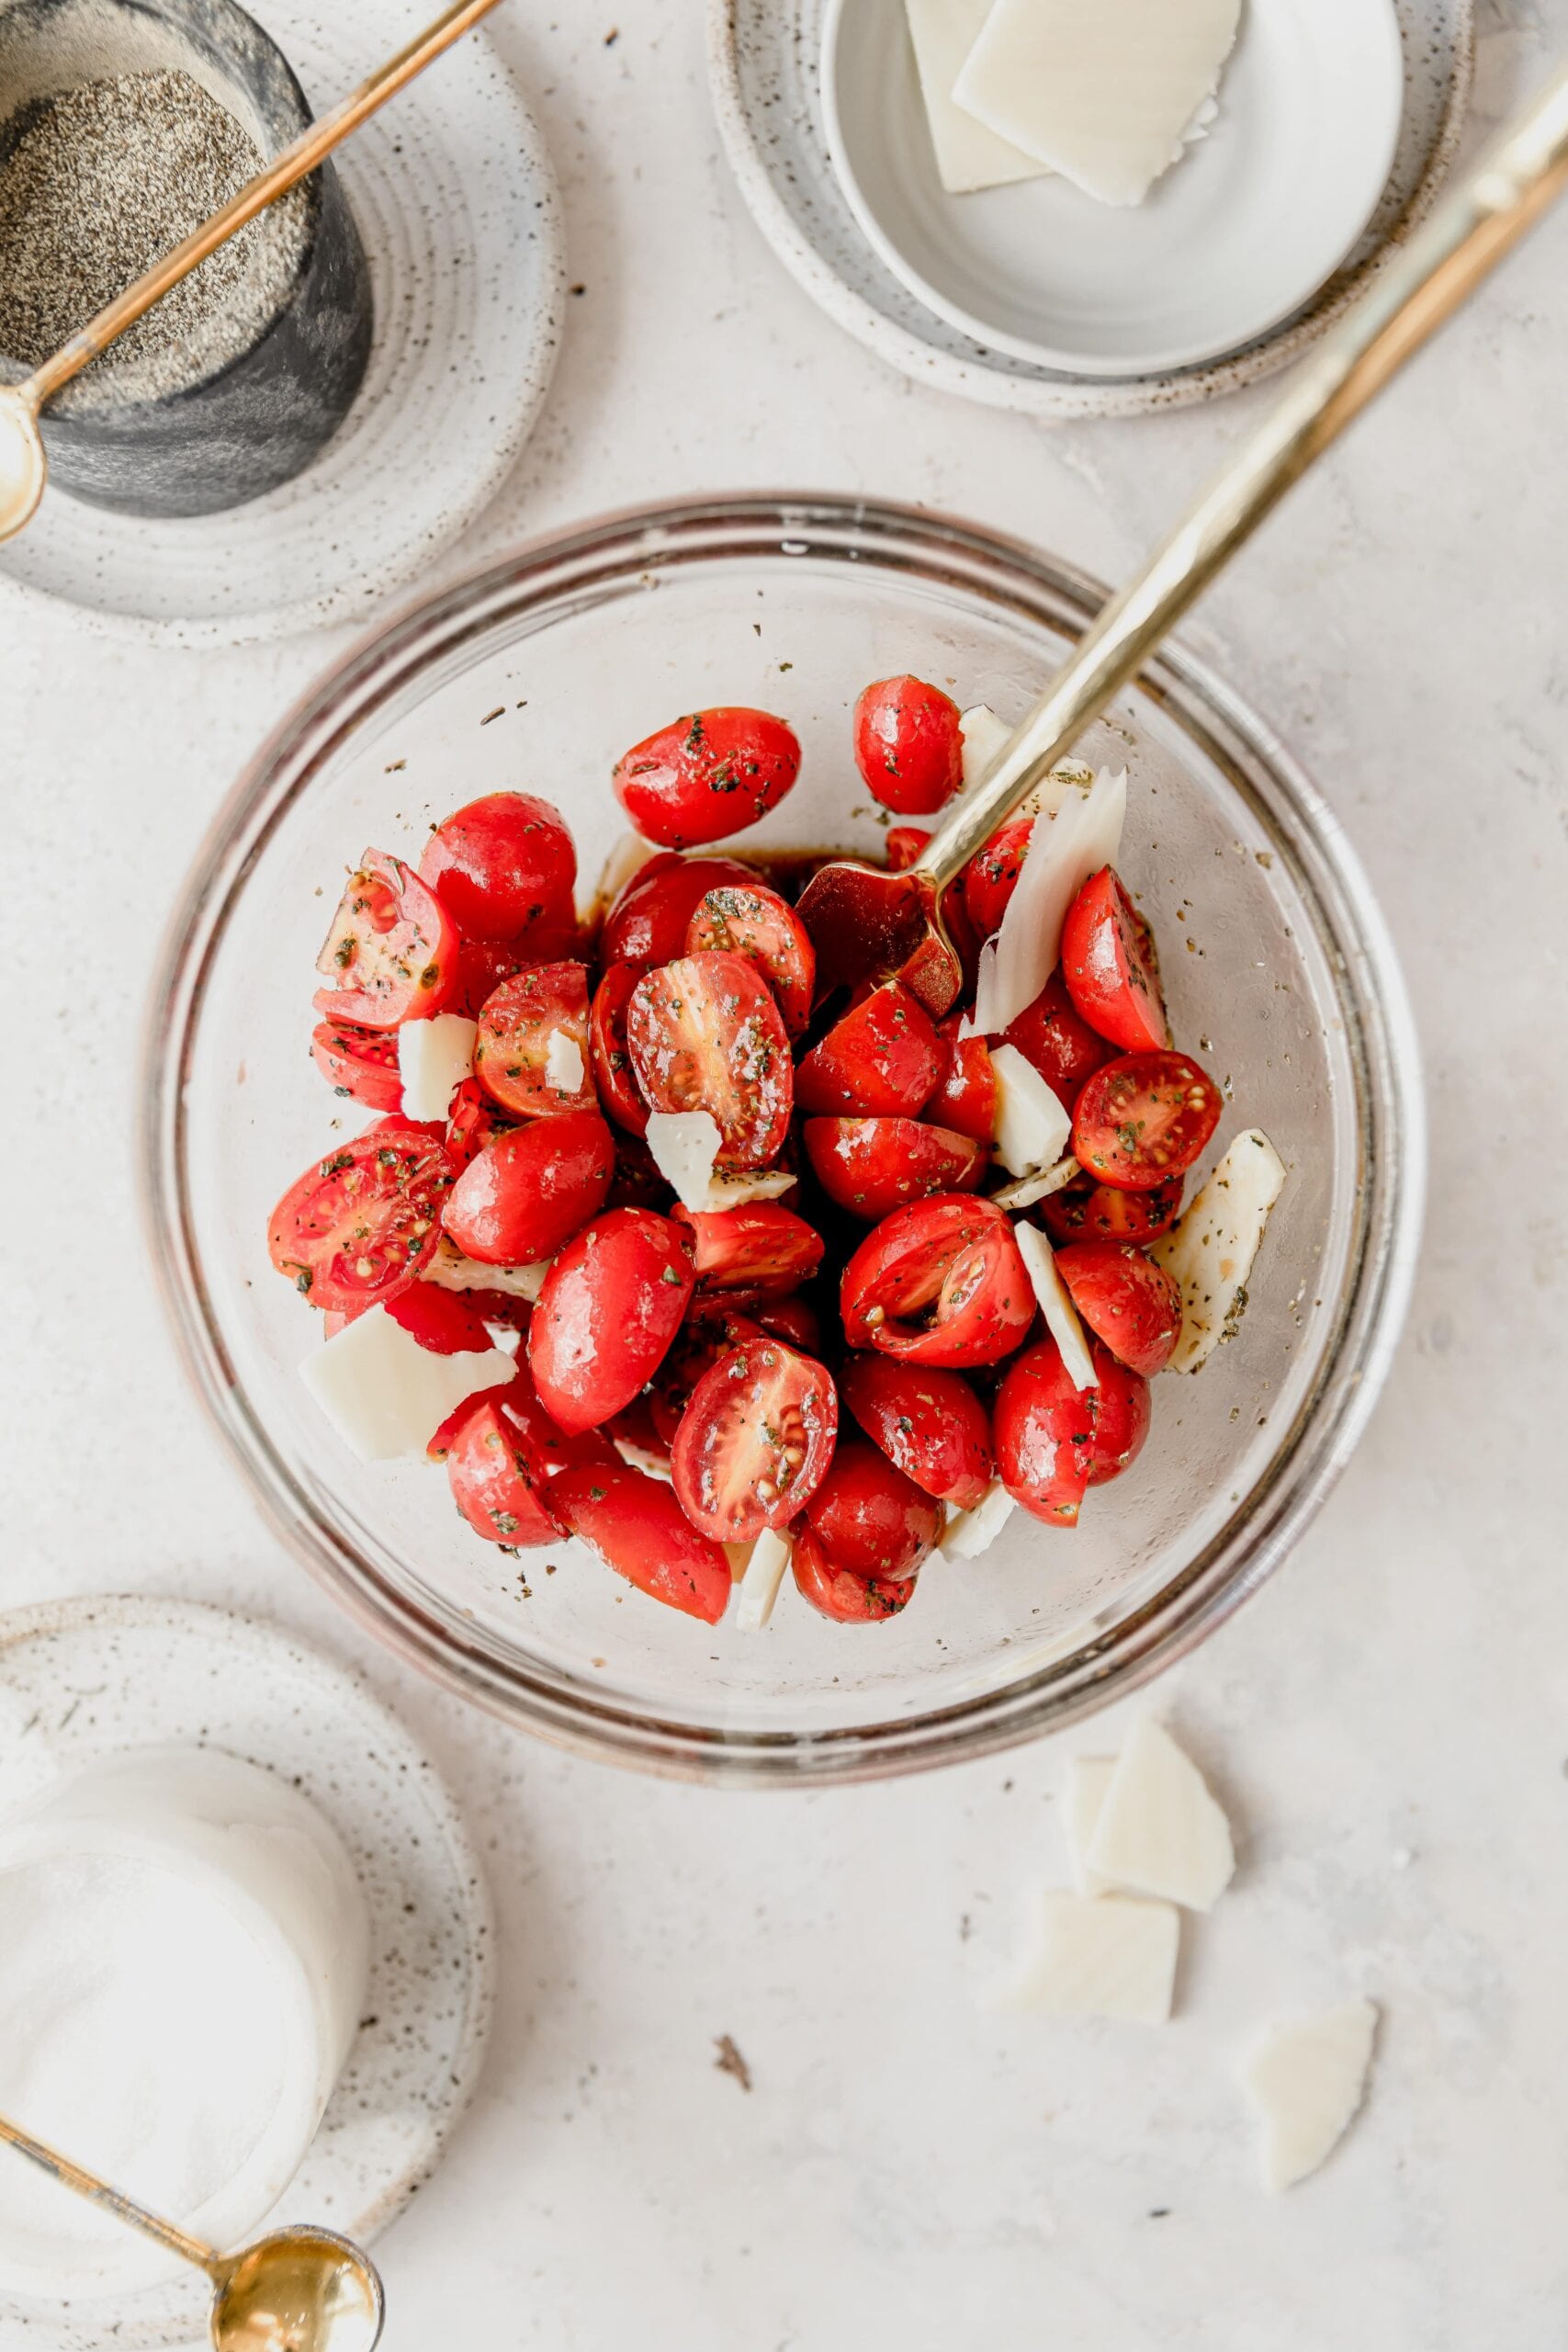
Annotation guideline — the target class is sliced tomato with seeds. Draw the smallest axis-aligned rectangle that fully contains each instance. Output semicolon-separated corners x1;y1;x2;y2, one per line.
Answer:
1085;1343;1151;1486
1060;867;1168;1053
443;1108;615;1265
962;817;1032;942
852;675;964;816
791;1523;916;1623
473;962;595;1118
839;1354;993;1510
1040;1172;1183;1246
993;1338;1098;1528
840;1194;1033;1368
1000;971;1113;1113
1054;1240;1182;1377
589;964;649;1136
930;1016;998;1144
671;1338;839;1544
674;1202;824;1297
418;792;577;945
268;1123;454;1314
803;1115;987;1221
648;1312;767;1450
310;1020;403;1113
313;850;458;1029
444;1076;505;1170
626;952;792;1169
545;1460;733;1623
685;882;816;1036
795;979;941;1119
801;1435;943;1580
1072;1050;1222;1191
529;1207;695;1433
599;853;756;972
613;707;801;849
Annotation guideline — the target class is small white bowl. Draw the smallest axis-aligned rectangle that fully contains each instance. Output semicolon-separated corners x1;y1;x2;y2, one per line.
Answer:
821;0;1405;379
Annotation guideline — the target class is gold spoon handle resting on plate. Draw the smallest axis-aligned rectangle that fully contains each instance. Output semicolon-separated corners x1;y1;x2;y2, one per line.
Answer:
0;0;507;541
0;2106;214;2269
912;55;1568;894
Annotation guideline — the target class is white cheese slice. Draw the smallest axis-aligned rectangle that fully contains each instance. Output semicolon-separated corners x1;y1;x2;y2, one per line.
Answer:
735;1528;794;1630
543;1026;586;1097
988;1043;1071;1179
1241;2001;1379;2193
953;0;1242;209
1015;1222;1096;1392
1088;1716;1235;1913
697;1168;798;1211
645;1110;721;1209
397;1012;477;1123
1011;1892;1179;2023
942;1478;1015;1559
580;830;660;923
903;0;1044;194
1151;1128;1287;1374
299;1306;513;1463
959;702;1013;793
991;1154;1079;1212
424;1238;551;1302
1063;1757;1117;1897
969;766;1126;1036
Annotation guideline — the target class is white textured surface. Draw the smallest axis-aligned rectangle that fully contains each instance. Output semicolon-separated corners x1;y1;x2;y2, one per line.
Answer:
2;4;1565;2346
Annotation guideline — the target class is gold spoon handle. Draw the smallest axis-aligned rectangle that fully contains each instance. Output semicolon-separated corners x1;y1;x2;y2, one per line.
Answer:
21;0;507;412
0;2108;217;2274
915;55;1568;892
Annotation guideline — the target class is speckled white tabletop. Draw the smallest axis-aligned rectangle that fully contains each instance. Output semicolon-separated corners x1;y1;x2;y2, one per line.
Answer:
3;4;1565;2346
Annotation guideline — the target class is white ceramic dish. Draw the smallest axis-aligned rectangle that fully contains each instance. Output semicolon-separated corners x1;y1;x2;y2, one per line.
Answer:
709;0;1474;417
0;1594;494;2352
821;0;1405;379
0;0;564;647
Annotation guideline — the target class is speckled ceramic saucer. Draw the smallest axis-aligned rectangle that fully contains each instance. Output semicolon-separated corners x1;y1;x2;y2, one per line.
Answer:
0;1593;494;2352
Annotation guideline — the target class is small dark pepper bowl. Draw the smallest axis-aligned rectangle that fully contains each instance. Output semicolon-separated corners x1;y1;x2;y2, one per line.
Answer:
0;0;374;518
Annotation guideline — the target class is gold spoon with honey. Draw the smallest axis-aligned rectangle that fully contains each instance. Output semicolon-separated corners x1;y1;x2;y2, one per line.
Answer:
0;0;504;543
0;2105;383;2352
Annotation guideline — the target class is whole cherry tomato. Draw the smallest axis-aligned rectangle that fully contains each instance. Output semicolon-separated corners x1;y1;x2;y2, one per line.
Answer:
795;980;941;1119
443;1109;615;1265
613;707;801;848
962;818;1032;942
801;1436;944;1580
546;1460;733;1623
314;850;458;1029
791;1523;917;1623
839;1354;993;1509
529;1207;695;1432
444;1358;613;1545
992;1338;1098;1528
599;853;755;971
418;792;577;944
840;1195;1033;1368
1084;1343;1151;1486
852;675;964;816
1060;867;1168;1054
1000;971;1112;1113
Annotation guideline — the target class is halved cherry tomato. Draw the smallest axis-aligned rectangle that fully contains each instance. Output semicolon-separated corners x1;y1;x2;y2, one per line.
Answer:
648;1312;767;1450
840;1195;1033;1368
473;962;595;1118
383;1283;502;1355
802;1436;943;1580
613;707;801;849
685;882;815;1036
445;1359;613;1544
626;952;792;1168
931;1015;998;1144
310;1020;403;1112
1054;1240;1182;1376
1072;1050;1222;1191
803;1115;987;1221
993;1339;1098;1527
962;817;1032;942
671;1338;839;1543
529;1207;695;1432
589;965;649;1136
268;1123;454;1314
448;936;532;1020
314;850;458;1028
545;1460;733;1622
443;1109;614;1264
795;980;941;1119
1000;971;1112;1113
1085;1343;1151;1485
674;1203;824;1297
852;675;964;816
1040;1172;1184;1245
418;793;577;944
791;1524;916;1623
839;1354;992;1509
886;825;931;872
445;1075;505;1169
599;853;756;971
1060;867;1168;1053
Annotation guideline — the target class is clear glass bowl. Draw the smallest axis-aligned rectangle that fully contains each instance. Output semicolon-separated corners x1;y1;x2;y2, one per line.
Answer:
143;495;1424;1783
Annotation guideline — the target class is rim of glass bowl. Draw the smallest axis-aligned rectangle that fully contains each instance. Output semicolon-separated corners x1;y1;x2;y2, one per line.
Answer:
141;493;1426;1787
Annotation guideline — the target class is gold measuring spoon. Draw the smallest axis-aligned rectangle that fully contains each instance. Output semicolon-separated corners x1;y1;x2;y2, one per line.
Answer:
798;57;1568;1012
0;0;505;543
0;2108;383;2352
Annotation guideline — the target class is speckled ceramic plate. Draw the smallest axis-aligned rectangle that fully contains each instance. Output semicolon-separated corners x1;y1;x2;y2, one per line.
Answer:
0;1593;494;2352
0;0;564;646
708;0;1473;418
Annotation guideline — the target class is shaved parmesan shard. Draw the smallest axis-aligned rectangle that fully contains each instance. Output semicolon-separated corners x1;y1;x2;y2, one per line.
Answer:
989;1043;1072;1179
1151;1129;1287;1373
397;1013;477;1122
903;0;1043;195
580;831;659;923
991;1154;1079;1212
735;1528;794;1630
1012;1893;1179;2023
1015;1222;1096;1392
699;1167;798;1211
1063;1758;1117;1897
959;702;1013;792
942;1478;1015;1558
424;1237;550;1301
953;0;1242;209
970;766;1126;1035
299;1306;513;1463
1088;1716;1235;1912
544;1026;586;1097
1241;2001;1378;2193
645;1110;721;1209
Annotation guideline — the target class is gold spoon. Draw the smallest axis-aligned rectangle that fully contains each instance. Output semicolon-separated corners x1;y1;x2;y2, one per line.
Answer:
0;0;505;543
0;2108;383;2352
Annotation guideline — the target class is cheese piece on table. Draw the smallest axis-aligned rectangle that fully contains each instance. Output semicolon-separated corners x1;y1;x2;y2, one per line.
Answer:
1241;2001;1379;2192
1151;1129;1287;1373
953;0;1243;209
1063;1757;1117;1896
397;1013;477;1122
1013;1892;1179;2022
735;1528;794;1630
299;1306;513;1463
968;766;1125;1036
1015;1221;1096;1391
424;1238;551;1302
1088;1715;1235;1911
942;1477;1015;1559
903;0;1045;195
989;1043;1071;1179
